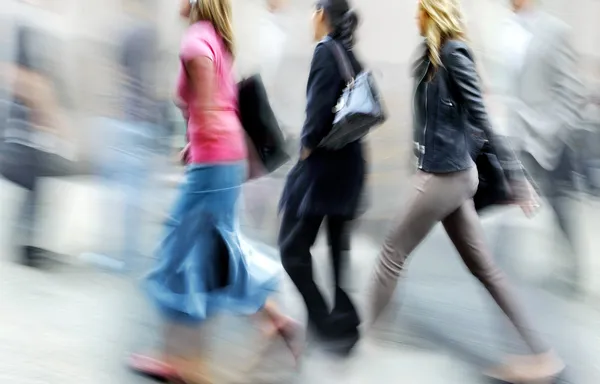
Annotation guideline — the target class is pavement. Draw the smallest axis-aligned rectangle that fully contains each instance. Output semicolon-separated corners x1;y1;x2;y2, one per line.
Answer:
1;174;600;384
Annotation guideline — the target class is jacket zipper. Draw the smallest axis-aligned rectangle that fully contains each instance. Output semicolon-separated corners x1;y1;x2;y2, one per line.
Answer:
419;82;429;169
413;62;429;169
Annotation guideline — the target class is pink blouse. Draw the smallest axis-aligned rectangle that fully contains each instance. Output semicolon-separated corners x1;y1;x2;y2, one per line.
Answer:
177;22;246;164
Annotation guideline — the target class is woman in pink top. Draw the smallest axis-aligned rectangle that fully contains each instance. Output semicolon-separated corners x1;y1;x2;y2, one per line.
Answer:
129;0;301;381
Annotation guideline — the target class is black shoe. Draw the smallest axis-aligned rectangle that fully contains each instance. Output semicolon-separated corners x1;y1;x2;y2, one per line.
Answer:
20;246;58;268
322;332;360;357
308;324;360;357
20;246;41;267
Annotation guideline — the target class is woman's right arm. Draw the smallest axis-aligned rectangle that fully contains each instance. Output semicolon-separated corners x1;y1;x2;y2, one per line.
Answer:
5;63;38;106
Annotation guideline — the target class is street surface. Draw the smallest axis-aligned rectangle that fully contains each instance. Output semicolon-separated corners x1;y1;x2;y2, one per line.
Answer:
1;172;599;383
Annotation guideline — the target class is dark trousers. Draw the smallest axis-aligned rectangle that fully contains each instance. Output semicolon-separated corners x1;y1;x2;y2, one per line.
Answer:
278;210;360;338
521;148;580;283
1;143;74;248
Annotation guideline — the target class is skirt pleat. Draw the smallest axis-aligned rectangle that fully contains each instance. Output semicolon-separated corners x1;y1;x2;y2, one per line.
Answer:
145;162;280;323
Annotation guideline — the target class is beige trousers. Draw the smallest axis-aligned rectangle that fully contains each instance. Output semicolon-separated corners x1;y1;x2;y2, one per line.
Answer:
370;167;548;353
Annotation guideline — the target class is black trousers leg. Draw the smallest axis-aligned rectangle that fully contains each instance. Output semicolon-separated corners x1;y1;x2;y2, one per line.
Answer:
18;181;39;248
278;210;329;332
326;217;360;334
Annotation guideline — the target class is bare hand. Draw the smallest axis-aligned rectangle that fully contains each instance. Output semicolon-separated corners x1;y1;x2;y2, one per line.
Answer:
179;143;191;165
515;180;541;218
300;147;311;160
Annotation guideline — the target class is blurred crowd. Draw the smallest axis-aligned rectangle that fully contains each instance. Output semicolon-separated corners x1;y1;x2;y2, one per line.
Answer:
1;0;600;383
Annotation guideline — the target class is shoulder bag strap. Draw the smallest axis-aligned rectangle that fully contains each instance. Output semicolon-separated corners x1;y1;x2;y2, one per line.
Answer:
322;37;355;84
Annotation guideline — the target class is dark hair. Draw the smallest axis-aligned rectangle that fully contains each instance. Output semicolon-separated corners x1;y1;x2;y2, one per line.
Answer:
317;0;359;49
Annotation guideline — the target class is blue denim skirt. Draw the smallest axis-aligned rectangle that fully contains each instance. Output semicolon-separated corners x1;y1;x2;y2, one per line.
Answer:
145;162;280;323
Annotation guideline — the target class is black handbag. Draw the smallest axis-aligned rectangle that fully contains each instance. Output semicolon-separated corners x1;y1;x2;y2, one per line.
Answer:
472;140;513;212
317;37;387;150
237;74;290;177
473;139;538;212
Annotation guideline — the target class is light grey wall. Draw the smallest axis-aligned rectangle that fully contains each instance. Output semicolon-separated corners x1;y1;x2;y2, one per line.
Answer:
2;0;598;165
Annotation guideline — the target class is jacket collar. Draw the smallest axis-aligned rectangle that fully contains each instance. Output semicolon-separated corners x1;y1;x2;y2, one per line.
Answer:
411;41;430;79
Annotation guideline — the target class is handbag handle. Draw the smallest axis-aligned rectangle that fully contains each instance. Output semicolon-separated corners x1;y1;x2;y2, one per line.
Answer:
322;37;355;85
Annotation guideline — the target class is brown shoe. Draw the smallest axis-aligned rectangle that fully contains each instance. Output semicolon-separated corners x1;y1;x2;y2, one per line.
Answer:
484;351;565;383
275;317;304;365
169;357;213;384
128;353;178;381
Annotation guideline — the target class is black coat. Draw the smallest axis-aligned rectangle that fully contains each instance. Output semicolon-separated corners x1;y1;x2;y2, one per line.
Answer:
412;40;521;176
279;37;366;219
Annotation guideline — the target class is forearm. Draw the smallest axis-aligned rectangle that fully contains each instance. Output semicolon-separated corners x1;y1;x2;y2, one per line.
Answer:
33;78;68;136
11;67;40;106
445;49;522;173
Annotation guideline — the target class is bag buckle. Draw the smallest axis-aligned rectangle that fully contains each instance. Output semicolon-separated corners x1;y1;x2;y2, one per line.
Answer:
333;97;345;113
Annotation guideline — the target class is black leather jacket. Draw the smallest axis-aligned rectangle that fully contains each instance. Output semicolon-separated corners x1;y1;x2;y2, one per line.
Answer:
412;40;521;176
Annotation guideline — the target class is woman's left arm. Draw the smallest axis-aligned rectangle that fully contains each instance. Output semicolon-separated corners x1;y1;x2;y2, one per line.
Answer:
300;43;343;158
444;45;522;176
445;45;541;214
184;56;217;117
179;56;215;165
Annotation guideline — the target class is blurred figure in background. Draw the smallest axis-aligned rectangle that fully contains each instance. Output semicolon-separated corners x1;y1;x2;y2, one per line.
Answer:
131;0;301;381
498;0;586;294
241;0;290;242
576;87;600;196
79;0;159;273
278;0;365;356
368;0;564;381
0;21;76;267
259;0;288;94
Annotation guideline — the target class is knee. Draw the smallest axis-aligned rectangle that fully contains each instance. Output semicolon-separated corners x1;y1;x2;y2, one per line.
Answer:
469;263;505;287
375;242;405;280
278;232;296;259
279;237;308;272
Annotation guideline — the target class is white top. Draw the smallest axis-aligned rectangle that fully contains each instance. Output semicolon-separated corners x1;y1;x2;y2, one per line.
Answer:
258;11;286;90
498;15;533;94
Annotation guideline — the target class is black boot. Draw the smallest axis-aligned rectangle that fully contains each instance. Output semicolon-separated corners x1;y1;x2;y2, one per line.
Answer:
20;245;42;267
20;246;57;268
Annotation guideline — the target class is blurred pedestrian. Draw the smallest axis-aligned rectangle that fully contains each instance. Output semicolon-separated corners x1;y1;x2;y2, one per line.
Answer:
0;23;76;267
573;94;600;196
278;0;365;356
129;0;301;381
499;0;587;293
239;0;290;241
259;0;288;94
367;0;564;382
79;0;159;273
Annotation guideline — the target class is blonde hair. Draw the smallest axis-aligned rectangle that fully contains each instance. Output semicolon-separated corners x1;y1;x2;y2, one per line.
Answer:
190;0;236;58
420;0;467;68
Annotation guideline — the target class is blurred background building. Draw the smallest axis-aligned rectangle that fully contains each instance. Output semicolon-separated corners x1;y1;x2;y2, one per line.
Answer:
2;0;598;167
